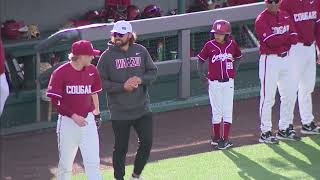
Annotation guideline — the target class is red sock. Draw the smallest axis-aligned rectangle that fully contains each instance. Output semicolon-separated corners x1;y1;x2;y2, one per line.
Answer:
212;123;221;140
223;122;231;140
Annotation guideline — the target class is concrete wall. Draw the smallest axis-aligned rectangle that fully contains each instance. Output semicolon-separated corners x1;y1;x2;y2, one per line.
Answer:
0;0;193;32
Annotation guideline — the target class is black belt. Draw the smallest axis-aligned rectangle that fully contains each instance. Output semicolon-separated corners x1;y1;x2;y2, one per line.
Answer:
277;52;288;58
303;42;313;46
210;78;230;82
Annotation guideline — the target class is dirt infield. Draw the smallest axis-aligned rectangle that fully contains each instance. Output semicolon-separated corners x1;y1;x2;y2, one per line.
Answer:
1;88;319;180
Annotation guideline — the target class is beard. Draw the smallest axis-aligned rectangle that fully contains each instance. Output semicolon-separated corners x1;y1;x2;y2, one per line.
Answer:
115;37;129;47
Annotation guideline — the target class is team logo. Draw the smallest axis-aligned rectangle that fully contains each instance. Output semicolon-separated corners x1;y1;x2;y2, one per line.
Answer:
211;53;233;63
293;11;317;22
115;57;141;69
66;85;92;94
271;25;289;34
217;24;221;30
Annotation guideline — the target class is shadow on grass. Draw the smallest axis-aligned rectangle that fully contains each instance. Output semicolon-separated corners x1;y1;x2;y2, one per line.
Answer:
309;135;320;146
223;149;290;180
268;140;320;179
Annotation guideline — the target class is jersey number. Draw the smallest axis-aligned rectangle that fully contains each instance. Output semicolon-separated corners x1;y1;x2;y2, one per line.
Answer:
226;62;233;70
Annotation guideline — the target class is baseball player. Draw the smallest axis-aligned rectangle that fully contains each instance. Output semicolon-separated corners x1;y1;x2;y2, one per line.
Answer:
255;0;301;143
197;19;242;150
279;0;320;134
46;40;102;180
0;37;9;116
97;20;157;180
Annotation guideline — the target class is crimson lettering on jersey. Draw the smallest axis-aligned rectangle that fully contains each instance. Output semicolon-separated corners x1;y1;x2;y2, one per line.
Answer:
280;0;320;44
255;10;297;55
197;39;242;80
47;62;102;117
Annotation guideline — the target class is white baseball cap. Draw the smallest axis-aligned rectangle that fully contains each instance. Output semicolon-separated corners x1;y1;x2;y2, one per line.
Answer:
110;20;133;34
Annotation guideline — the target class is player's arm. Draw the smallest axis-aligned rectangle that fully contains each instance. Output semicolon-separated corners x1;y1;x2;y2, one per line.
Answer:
91;93;100;114
315;2;320;52
255;18;290;48
232;41;243;72
91;67;102;116
91;92;102;128
286;12;298;45
46;71;74;118
137;47;158;86
97;52;127;94
197;43;209;82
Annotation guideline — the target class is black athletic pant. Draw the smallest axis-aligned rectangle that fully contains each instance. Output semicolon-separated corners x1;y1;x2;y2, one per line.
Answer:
112;113;153;180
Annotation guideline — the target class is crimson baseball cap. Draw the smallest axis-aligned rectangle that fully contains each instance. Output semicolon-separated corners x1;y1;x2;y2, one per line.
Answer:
71;40;100;56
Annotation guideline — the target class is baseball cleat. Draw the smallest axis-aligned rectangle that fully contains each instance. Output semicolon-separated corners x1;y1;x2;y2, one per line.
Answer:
276;124;301;141
259;131;279;144
301;121;320;135
217;139;233;150
210;138;221;146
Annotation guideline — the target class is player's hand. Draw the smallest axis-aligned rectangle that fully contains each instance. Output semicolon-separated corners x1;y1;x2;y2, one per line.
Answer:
94;114;102;129
124;76;142;91
124;80;134;92
128;76;142;88
71;114;88;127
317;57;320;65
131;76;142;86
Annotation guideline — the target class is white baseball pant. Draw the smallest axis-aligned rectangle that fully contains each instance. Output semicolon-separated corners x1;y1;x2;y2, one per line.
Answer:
208;79;234;124
0;73;9;116
259;54;297;133
56;113;102;180
290;42;316;125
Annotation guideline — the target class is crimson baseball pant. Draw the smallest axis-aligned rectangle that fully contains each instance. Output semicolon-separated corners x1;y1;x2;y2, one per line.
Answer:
290;43;316;125
56;113;102;180
111;113;153;180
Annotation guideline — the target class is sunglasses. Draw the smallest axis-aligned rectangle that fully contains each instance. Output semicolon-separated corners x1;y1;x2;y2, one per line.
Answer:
112;32;126;38
266;0;280;4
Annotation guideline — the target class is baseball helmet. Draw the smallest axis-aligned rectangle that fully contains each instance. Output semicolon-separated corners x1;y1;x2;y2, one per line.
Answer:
211;19;231;35
1;20;28;40
142;4;161;18
126;5;140;20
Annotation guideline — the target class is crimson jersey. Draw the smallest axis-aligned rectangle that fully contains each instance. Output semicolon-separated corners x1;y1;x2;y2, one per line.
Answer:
280;0;320;46
47;62;102;117
197;39;242;80
0;39;5;75
255;9;298;55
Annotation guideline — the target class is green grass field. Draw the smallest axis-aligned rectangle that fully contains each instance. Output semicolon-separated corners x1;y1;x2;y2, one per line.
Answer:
71;136;320;180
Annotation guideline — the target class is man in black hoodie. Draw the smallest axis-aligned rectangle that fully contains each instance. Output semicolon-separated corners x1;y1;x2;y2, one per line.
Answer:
97;20;157;180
